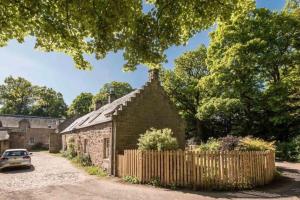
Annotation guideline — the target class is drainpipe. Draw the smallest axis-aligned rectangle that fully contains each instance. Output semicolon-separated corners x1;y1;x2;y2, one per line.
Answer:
111;118;117;176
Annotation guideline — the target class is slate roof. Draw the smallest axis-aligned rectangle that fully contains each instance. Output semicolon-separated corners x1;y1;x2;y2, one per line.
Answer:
0;130;9;141
0;115;63;129
61;89;141;133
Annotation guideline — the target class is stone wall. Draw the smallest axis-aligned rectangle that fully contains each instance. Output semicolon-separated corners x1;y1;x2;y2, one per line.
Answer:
63;122;112;172
115;80;186;154
0;140;9;154
49;132;62;153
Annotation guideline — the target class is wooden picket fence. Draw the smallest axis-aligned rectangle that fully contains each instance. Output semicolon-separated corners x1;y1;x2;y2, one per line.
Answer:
117;150;275;189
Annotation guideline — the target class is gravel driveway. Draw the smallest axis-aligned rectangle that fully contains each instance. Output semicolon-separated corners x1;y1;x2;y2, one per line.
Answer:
0;152;299;200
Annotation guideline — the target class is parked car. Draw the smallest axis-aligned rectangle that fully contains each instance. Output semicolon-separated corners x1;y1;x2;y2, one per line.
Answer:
0;149;32;170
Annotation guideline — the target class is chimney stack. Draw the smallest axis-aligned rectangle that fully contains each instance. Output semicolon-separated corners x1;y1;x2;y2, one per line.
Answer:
108;87;116;103
148;68;159;81
94;100;103;111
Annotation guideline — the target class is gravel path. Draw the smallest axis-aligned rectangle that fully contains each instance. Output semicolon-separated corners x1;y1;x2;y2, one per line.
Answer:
0;152;299;200
0;151;89;192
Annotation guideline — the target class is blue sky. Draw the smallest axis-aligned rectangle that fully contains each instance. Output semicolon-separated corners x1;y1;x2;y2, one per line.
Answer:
0;0;285;105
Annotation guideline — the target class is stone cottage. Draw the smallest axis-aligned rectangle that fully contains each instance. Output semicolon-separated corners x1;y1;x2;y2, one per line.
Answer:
0;115;64;152
61;69;186;175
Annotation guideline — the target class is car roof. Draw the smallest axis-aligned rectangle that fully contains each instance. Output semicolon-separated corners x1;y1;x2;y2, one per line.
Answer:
5;149;28;152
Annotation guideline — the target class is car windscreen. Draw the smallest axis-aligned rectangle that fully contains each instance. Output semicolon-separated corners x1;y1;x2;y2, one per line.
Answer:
4;151;28;157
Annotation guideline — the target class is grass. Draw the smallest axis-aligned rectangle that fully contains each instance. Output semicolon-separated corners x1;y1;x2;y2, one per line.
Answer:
59;150;107;178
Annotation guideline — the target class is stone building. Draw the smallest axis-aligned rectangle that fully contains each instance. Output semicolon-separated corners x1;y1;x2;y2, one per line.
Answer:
0;115;64;153
61;70;186;175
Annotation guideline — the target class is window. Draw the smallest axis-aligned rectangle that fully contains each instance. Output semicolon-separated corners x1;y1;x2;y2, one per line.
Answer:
83;139;88;153
103;138;110;159
29;137;35;145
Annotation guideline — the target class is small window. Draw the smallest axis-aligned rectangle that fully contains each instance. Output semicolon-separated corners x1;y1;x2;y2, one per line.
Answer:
83;139;88;153
29;137;35;145
103;138;110;159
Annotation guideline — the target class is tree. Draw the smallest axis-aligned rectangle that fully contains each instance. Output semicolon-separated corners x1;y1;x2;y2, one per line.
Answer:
161;45;209;140
0;0;254;70
92;81;133;107
0;76;67;117
198;7;300;140
68;92;93;117
0;76;34;115
31;86;67;117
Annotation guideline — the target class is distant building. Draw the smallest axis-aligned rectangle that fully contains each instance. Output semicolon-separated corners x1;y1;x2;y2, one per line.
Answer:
61;69;186;175
0;115;68;154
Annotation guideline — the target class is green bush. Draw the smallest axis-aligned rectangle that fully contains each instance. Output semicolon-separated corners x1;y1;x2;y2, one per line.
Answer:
276;136;300;162
197;138;221;151
148;177;161;187
123;176;140;184
237;136;275;151
85;166;107;177
77;154;92;166
137;128;179;151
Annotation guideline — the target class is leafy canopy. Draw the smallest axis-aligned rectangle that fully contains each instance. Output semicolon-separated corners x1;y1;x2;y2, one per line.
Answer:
68;92;93;117
0;76;67;117
161;45;209;140
0;0;254;70
198;7;300;140
92;81;133;107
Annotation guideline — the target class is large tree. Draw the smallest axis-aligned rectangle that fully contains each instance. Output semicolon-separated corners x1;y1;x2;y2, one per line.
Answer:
0;76;34;115
92;81;133;107
198;7;300;140
0;76;67;117
0;0;254;70
31;86;67;117
68;92;93;117
161;45;209;140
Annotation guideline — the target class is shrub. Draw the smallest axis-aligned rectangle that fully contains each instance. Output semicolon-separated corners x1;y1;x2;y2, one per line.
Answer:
85;166;107;177
66;137;77;159
148;177;161;187
123;176;140;184
276;136;300;161
197;138;221;151
237;136;275;151
220;135;241;151
77;154;92;166
137;128;179;151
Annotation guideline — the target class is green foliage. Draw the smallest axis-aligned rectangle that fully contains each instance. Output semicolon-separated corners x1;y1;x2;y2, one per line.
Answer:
85;166;107;177
0;76;34;115
92;81;133;108
197;7;300;140
0;76;67;117
30;86;67;118
237;137;275;151
276;135;300;161
137;128;179;151
31;142;48;151
68;92;93;117
161;45;209;140
197;138;221;151
63;137;77;159
123;176;140;184
77;154;92;167
196;136;275;152
0;0;254;70
148;177;161;187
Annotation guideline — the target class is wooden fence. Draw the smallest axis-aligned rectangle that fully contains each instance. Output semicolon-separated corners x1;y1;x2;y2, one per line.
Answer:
117;150;275;189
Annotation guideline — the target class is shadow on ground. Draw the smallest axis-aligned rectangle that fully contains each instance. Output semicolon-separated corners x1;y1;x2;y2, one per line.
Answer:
0;165;35;174
173;163;300;199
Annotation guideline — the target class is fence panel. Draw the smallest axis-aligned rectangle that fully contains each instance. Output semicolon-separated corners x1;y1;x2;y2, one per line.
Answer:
117;150;275;189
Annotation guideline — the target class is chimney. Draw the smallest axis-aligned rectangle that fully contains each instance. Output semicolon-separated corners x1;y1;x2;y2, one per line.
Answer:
94;100;103;111
108;87;116;103
148;68;159;81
